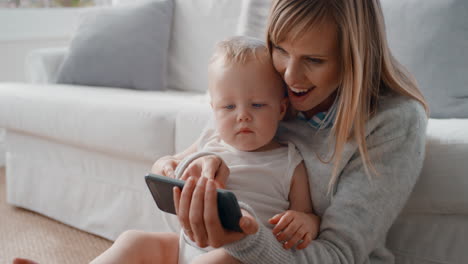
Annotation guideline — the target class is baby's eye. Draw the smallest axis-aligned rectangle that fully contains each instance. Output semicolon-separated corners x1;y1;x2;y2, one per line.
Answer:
252;103;266;108
224;104;235;110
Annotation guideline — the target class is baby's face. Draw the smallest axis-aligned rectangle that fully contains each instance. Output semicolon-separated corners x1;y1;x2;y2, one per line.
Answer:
209;59;287;152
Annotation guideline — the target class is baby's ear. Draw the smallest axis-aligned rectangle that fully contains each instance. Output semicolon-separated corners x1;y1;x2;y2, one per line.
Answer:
279;97;289;120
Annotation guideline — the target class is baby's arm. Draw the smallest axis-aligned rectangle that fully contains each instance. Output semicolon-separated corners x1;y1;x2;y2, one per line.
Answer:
268;161;320;250
191;248;242;264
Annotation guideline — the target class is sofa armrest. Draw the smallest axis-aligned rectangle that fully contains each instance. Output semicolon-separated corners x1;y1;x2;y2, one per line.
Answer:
405;118;468;214
25;47;68;84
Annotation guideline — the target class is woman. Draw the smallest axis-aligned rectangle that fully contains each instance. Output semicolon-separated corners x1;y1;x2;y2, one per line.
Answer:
157;0;429;263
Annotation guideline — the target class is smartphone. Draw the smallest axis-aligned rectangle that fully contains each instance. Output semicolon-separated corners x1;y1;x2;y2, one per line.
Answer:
145;173;243;232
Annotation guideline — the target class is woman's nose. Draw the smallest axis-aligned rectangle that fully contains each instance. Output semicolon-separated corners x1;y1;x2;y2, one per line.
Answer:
283;59;305;88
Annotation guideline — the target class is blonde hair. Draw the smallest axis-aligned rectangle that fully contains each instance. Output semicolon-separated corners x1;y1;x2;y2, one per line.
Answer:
266;0;429;193
209;36;270;66
209;36;286;98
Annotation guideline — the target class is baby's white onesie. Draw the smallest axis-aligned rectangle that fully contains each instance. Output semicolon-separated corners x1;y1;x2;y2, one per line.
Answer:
178;128;303;264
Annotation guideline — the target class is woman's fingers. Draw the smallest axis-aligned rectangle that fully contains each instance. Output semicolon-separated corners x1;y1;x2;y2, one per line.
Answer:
203;180;257;248
177;177;196;240
173;186;181;215
176;177;257;249
239;209;259;235
190;177;209;247
203;179;226;247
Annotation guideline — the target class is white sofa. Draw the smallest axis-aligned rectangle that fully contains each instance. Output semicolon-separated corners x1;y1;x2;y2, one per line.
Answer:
0;0;467;263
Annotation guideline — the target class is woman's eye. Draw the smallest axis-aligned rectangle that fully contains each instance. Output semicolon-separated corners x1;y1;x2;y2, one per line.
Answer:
224;104;235;110
252;103;265;108
306;57;324;64
273;44;286;54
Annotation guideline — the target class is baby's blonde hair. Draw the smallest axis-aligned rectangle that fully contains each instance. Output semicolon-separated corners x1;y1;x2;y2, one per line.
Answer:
209;36;286;99
267;0;429;193
209;36;270;67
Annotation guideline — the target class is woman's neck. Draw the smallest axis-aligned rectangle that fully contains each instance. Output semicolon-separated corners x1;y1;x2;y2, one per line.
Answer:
303;91;337;119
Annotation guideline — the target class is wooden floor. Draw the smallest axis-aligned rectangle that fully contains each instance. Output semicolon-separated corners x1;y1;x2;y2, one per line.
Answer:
0;167;112;264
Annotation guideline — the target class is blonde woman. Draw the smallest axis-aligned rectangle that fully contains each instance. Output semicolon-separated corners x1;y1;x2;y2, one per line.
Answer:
153;0;429;263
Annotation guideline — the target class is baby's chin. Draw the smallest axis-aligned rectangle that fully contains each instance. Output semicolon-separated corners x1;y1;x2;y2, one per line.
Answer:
228;143;258;152
224;140;263;152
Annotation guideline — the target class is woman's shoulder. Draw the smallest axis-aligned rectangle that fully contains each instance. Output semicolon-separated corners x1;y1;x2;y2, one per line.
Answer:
367;93;428;143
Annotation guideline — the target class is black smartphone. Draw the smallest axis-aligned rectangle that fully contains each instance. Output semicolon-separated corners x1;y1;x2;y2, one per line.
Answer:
145;173;243;232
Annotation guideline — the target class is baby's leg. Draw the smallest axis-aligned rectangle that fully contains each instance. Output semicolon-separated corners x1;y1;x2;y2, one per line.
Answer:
90;230;179;264
191;248;242;264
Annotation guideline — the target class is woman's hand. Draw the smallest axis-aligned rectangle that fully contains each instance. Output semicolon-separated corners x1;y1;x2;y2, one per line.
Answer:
269;210;320;250
151;155;181;178
173;177;258;248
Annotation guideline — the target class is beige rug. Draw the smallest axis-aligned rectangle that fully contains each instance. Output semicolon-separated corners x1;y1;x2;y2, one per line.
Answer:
0;167;112;264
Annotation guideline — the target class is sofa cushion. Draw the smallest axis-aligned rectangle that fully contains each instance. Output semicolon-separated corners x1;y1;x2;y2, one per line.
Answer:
167;0;243;93
388;213;468;264
56;0;173;91
404;118;468;214
382;0;468;118
0;83;207;161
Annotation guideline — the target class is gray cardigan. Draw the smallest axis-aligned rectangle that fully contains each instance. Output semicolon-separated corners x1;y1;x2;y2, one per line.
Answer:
225;94;428;264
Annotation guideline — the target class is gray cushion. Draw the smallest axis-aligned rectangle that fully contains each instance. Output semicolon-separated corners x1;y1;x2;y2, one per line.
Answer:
57;0;173;91
382;0;468;118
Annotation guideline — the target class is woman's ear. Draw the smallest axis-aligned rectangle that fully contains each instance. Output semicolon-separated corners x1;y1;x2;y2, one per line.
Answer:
279;97;289;120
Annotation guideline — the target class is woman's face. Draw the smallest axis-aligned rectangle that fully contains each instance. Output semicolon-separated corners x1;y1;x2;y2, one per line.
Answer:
271;20;341;119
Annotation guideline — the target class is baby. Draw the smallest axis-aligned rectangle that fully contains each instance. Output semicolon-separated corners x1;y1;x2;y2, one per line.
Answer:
90;36;318;264
182;36;318;263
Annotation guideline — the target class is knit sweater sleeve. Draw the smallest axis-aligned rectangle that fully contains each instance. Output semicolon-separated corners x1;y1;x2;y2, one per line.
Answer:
224;99;428;264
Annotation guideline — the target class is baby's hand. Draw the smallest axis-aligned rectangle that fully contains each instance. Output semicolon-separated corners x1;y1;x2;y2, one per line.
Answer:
269;210;320;250
181;155;230;189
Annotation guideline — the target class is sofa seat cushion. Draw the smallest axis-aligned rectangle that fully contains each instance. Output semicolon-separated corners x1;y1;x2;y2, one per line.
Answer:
0;83;208;161
388;213;468;264
404;118;468;214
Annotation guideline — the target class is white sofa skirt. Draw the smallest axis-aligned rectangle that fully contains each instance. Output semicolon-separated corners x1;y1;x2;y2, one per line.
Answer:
5;131;179;240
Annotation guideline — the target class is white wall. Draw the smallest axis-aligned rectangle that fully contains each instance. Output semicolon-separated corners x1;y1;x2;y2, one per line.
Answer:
0;9;81;82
